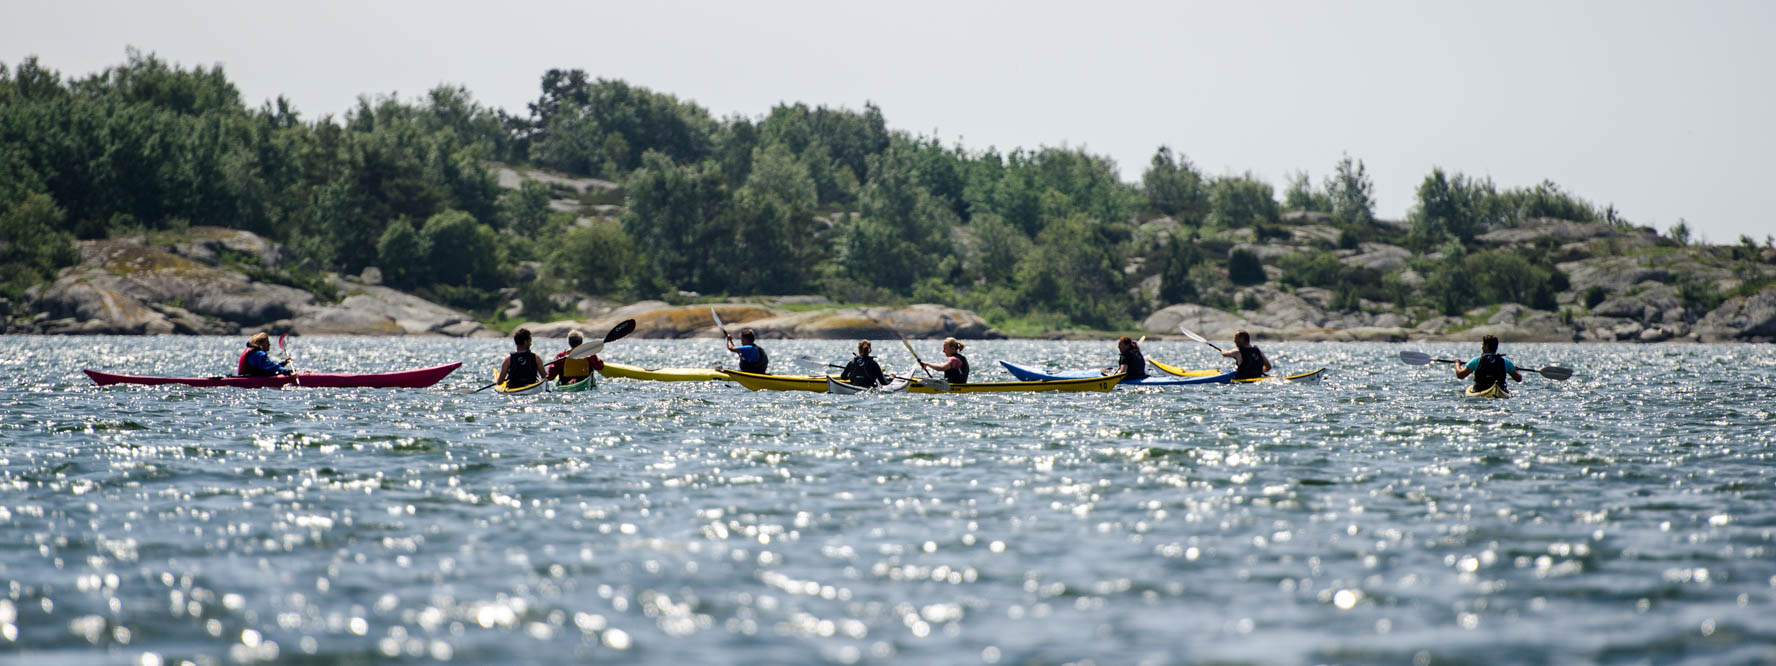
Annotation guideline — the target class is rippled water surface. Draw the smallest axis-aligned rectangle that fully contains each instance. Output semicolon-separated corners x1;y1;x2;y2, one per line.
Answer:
2;336;1773;664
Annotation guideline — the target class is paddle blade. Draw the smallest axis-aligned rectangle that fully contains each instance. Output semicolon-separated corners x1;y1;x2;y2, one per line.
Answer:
563;339;605;360
791;355;835;371
1535;366;1574;381
603;318;637;343
710;307;726;335
1178;326;1208;344
915;377;950;393
1399;350;1433;366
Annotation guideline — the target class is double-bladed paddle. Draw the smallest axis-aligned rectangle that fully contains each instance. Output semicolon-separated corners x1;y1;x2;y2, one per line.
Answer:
1179;325;1223;352
277;332;299;385
1397;350;1574;380
893;331;951;393
473;318;637;393
711;307;729;339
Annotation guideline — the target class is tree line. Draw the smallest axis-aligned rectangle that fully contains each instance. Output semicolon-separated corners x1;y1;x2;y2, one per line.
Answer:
5;50;1715;331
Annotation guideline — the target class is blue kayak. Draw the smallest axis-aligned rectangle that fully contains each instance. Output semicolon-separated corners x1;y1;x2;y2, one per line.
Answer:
998;361;1233;386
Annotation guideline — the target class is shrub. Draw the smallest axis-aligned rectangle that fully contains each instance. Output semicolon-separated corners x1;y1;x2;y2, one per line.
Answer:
1227;248;1266;286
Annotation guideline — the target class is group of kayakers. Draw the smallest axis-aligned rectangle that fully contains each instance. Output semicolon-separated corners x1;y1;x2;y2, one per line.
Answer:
491;327;607;389
233;326;1523;394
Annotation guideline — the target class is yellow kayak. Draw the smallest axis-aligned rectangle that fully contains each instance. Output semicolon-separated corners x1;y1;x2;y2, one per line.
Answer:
1147;359;1225;378
1154;358;1324;384
906;374;1123;393
723;370;1123;394
599;362;731;382
493;372;549;395
723;370;829;392
1465;383;1509;399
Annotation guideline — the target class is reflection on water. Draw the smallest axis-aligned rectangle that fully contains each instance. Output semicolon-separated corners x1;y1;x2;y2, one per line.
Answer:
1;337;1773;663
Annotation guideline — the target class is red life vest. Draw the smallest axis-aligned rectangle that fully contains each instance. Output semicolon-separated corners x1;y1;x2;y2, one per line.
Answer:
237;347;254;376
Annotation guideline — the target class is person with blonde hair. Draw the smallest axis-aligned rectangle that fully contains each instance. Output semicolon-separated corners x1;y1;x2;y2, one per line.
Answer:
237;332;291;377
919;337;969;384
545;329;604;383
838;340;892;387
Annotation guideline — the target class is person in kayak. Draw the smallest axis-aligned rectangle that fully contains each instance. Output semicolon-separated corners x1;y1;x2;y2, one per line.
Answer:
1104;336;1148;380
237;332;292;377
919;337;970;384
838;340;892;387
545;329;604;383
1222;330;1271;380
724;328;769;373
496;327;545;388
1455;334;1522;393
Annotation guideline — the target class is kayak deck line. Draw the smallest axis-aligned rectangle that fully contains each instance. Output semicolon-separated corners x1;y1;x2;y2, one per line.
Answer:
999;361;1232;386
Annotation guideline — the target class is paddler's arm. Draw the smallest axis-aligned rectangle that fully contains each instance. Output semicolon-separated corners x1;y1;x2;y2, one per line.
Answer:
1220;348;1239;359
1508;360;1523;382
1454;358;1475;380
724;335;738;354
496;357;511;384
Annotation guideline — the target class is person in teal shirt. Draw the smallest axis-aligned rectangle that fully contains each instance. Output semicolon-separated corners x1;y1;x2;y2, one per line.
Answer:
1455;335;1522;394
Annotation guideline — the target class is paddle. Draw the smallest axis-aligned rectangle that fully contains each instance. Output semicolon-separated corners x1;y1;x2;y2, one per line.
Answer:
894;331;951;393
711;307;728;338
1178;325;1223;352
792;355;909;388
1397;350;1575;380
277;333;298;385
472;319;636;393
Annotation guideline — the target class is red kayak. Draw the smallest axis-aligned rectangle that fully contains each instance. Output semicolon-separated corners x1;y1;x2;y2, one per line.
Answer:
83;362;463;389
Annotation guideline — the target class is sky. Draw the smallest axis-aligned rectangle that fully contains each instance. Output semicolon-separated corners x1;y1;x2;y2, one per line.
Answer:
4;0;1771;243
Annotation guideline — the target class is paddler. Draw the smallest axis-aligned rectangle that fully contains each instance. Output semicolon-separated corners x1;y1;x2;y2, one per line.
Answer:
1454;334;1522;394
237;332;293;377
724;328;769;373
1104;336;1148;380
919;337;970;384
496;327;545;388
838;340;892;387
1221;330;1271;380
545;329;604;383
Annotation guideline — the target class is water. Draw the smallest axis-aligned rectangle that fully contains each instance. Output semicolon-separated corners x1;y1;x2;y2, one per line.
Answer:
2;336;1773;664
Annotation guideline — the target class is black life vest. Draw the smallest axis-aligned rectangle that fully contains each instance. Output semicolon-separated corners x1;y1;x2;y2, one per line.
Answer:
944;353;969;384
1234;346;1267;379
1119;348;1148;380
507;351;541;387
739;344;769;374
1474;353;1508;392
841;355;888;387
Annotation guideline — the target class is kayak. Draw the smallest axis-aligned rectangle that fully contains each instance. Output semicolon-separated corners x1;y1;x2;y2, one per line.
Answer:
826;376;911;394
556;373;596;392
1230;368;1326;383
998;361;1233;386
494;372;549;395
1465;383;1509;399
727;370;1123;394
1149;359;1228;378
907;373;1123;394
725;370;829;392
1152;359;1325;384
84;362;462;389
599;362;730;382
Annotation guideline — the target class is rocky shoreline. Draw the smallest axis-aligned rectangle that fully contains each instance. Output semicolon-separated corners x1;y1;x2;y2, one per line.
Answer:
5;226;1773;343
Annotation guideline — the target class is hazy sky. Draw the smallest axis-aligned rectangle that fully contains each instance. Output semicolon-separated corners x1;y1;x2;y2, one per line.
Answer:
5;0;1771;242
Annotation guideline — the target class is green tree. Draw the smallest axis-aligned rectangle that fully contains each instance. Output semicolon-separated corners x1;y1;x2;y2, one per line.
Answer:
620;151;732;291
1158;236;1200;304
549;223;643;296
1141;146;1209;221
0;192;78;299
502;180;552;235
375;217;426;288
1205;175;1280;229
419;210;504;288
1407;168;1502;245
1282;170;1331;213
1227;247;1266;286
1014;214;1129;328
1326;153;1375;226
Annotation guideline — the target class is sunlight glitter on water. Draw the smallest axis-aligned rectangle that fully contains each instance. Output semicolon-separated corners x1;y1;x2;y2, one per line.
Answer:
1;337;1773;663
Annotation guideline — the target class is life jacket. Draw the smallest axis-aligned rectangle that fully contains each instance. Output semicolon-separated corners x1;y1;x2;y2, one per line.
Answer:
507;351;541;387
238;347;278;377
944;353;969;384
1234;346;1267;379
1119;348;1148;380
1473;353;1508;393
739;344;769;374
842;355;887;387
557;357;592;382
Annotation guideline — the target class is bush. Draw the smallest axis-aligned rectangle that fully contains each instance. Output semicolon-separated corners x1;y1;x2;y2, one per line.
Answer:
1584;285;1608;309
549;223;643;296
0;193;79;300
419;210;505;288
1276;251;1345;288
1227;248;1266;286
